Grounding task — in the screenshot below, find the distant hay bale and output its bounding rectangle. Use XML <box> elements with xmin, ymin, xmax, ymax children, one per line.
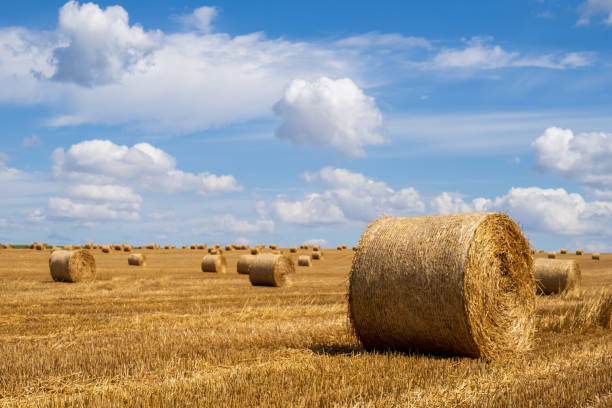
<box><xmin>352</xmin><ymin>246</ymin><xmax>358</xmax><ymax>251</ymax></box>
<box><xmin>225</xmin><ymin>245</ymin><xmax>233</xmax><ymax>251</ymax></box>
<box><xmin>29</xmin><ymin>242</ymin><xmax>37</xmax><ymax>249</ymax></box>
<box><xmin>35</xmin><ymin>243</ymin><xmax>45</xmax><ymax>251</ymax></box>
<box><xmin>114</xmin><ymin>244</ymin><xmax>123</xmax><ymax>251</ymax></box>
<box><xmin>250</xmin><ymin>248</ymin><xmax>261</xmax><ymax>255</ymax></box>
<box><xmin>73</xmin><ymin>245</ymin><xmax>82</xmax><ymax>250</ymax></box>
<box><xmin>349</xmin><ymin>212</ymin><xmax>535</xmax><ymax>360</ymax></box>
<box><xmin>592</xmin><ymin>252</ymin><xmax>600</xmax><ymax>260</ymax></box>
<box><xmin>297</xmin><ymin>255</ymin><xmax>311</xmax><ymax>267</ymax></box>
<box><xmin>215</xmin><ymin>244</ymin><xmax>221</xmax><ymax>249</ymax></box>
<box><xmin>289</xmin><ymin>247</ymin><xmax>297</xmax><ymax>253</ymax></box>
<box><xmin>237</xmin><ymin>254</ymin><xmax>256</xmax><ymax>274</ymax></box>
<box><xmin>128</xmin><ymin>253</ymin><xmax>147</xmax><ymax>266</ymax></box>
<box><xmin>249</xmin><ymin>254</ymin><xmax>294</xmax><ymax>287</ymax></box>
<box><xmin>312</xmin><ymin>251</ymin><xmax>322</xmax><ymax>260</ymax></box>
<box><xmin>146</xmin><ymin>244</ymin><xmax>156</xmax><ymax>250</ymax></box>
<box><xmin>190</xmin><ymin>244</ymin><xmax>196</xmax><ymax>250</ymax></box>
<box><xmin>576</xmin><ymin>249</ymin><xmax>584</xmax><ymax>255</ymax></box>
<box><xmin>337</xmin><ymin>246</ymin><xmax>342</xmax><ymax>251</ymax></box>
<box><xmin>101</xmin><ymin>245</ymin><xmax>110</xmax><ymax>253</ymax></box>
<box><xmin>201</xmin><ymin>255</ymin><xmax>227</xmax><ymax>273</ymax></box>
<box><xmin>123</xmin><ymin>245</ymin><xmax>132</xmax><ymax>252</ymax></box>
<box><xmin>547</xmin><ymin>252</ymin><xmax>556</xmax><ymax>259</ymax></box>
<box><xmin>49</xmin><ymin>250</ymin><xmax>96</xmax><ymax>283</ymax></box>
<box><xmin>269</xmin><ymin>244</ymin><xmax>278</xmax><ymax>250</ymax></box>
<box><xmin>197</xmin><ymin>244</ymin><xmax>207</xmax><ymax>250</ymax></box>
<box><xmin>530</xmin><ymin>249</ymin><xmax>536</xmax><ymax>255</ymax></box>
<box><xmin>560</xmin><ymin>248</ymin><xmax>567</xmax><ymax>254</ymax></box>
<box><xmin>164</xmin><ymin>245</ymin><xmax>170</xmax><ymax>250</ymax></box>
<box><xmin>84</xmin><ymin>242</ymin><xmax>93</xmax><ymax>250</ymax></box>
<box><xmin>312</xmin><ymin>246</ymin><xmax>320</xmax><ymax>252</ymax></box>
<box><xmin>534</xmin><ymin>258</ymin><xmax>581</xmax><ymax>295</ymax></box>
<box><xmin>341</xmin><ymin>244</ymin><xmax>347</xmax><ymax>249</ymax></box>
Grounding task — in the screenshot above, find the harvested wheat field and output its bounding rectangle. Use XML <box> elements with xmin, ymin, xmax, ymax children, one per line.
<box><xmin>0</xmin><ymin>247</ymin><xmax>610</xmax><ymax>407</ymax></box>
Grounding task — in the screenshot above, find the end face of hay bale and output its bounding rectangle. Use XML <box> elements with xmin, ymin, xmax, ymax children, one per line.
<box><xmin>128</xmin><ymin>253</ymin><xmax>147</xmax><ymax>266</ymax></box>
<box><xmin>547</xmin><ymin>252</ymin><xmax>556</xmax><ymax>259</ymax></box>
<box><xmin>297</xmin><ymin>255</ymin><xmax>312</xmax><ymax>267</ymax></box>
<box><xmin>237</xmin><ymin>254</ymin><xmax>256</xmax><ymax>274</ymax></box>
<box><xmin>592</xmin><ymin>252</ymin><xmax>600</xmax><ymax>260</ymax></box>
<box><xmin>249</xmin><ymin>254</ymin><xmax>294</xmax><ymax>287</ymax></box>
<box><xmin>201</xmin><ymin>255</ymin><xmax>227</xmax><ymax>273</ymax></box>
<box><xmin>49</xmin><ymin>250</ymin><xmax>97</xmax><ymax>283</ymax></box>
<box><xmin>349</xmin><ymin>212</ymin><xmax>535</xmax><ymax>360</ymax></box>
<box><xmin>534</xmin><ymin>258</ymin><xmax>581</xmax><ymax>295</ymax></box>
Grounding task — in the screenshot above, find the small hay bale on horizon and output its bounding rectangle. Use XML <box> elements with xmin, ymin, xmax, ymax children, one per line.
<box><xmin>289</xmin><ymin>246</ymin><xmax>297</xmax><ymax>253</ymax></box>
<box><xmin>312</xmin><ymin>246</ymin><xmax>320</xmax><ymax>252</ymax></box>
<box><xmin>101</xmin><ymin>245</ymin><xmax>110</xmax><ymax>253</ymax></box>
<box><xmin>337</xmin><ymin>245</ymin><xmax>342</xmax><ymax>251</ymax></box>
<box><xmin>249</xmin><ymin>254</ymin><xmax>294</xmax><ymax>287</ymax></box>
<box><xmin>592</xmin><ymin>252</ymin><xmax>600</xmax><ymax>260</ymax></box>
<box><xmin>297</xmin><ymin>255</ymin><xmax>311</xmax><ymax>267</ymax></box>
<box><xmin>349</xmin><ymin>212</ymin><xmax>535</xmax><ymax>360</ymax></box>
<box><xmin>560</xmin><ymin>248</ymin><xmax>567</xmax><ymax>254</ymax></box>
<box><xmin>547</xmin><ymin>252</ymin><xmax>556</xmax><ymax>259</ymax></box>
<box><xmin>123</xmin><ymin>245</ymin><xmax>133</xmax><ymax>252</ymax></box>
<box><xmin>84</xmin><ymin>242</ymin><xmax>93</xmax><ymax>250</ymax></box>
<box><xmin>128</xmin><ymin>253</ymin><xmax>147</xmax><ymax>266</ymax></box>
<box><xmin>250</xmin><ymin>248</ymin><xmax>261</xmax><ymax>255</ymax></box>
<box><xmin>312</xmin><ymin>251</ymin><xmax>322</xmax><ymax>260</ymax></box>
<box><xmin>576</xmin><ymin>249</ymin><xmax>584</xmax><ymax>255</ymax></box>
<box><xmin>269</xmin><ymin>244</ymin><xmax>278</xmax><ymax>250</ymax></box>
<box><xmin>534</xmin><ymin>258</ymin><xmax>581</xmax><ymax>295</ymax></box>
<box><xmin>201</xmin><ymin>254</ymin><xmax>227</xmax><ymax>273</ymax></box>
<box><xmin>49</xmin><ymin>249</ymin><xmax>96</xmax><ymax>283</ymax></box>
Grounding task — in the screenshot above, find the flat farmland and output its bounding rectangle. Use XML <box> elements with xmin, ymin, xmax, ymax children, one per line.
<box><xmin>0</xmin><ymin>248</ymin><xmax>610</xmax><ymax>407</ymax></box>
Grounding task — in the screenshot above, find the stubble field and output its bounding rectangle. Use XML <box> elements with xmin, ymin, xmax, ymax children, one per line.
<box><xmin>0</xmin><ymin>247</ymin><xmax>610</xmax><ymax>407</ymax></box>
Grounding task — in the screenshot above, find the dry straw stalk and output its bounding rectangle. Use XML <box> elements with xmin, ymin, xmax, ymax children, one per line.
<box><xmin>49</xmin><ymin>249</ymin><xmax>96</xmax><ymax>283</ymax></box>
<box><xmin>128</xmin><ymin>253</ymin><xmax>147</xmax><ymax>266</ymax></box>
<box><xmin>249</xmin><ymin>254</ymin><xmax>294</xmax><ymax>287</ymax></box>
<box><xmin>201</xmin><ymin>255</ymin><xmax>227</xmax><ymax>273</ymax></box>
<box><xmin>297</xmin><ymin>255</ymin><xmax>312</xmax><ymax>267</ymax></box>
<box><xmin>349</xmin><ymin>212</ymin><xmax>535</xmax><ymax>360</ymax></box>
<box><xmin>534</xmin><ymin>258</ymin><xmax>581</xmax><ymax>295</ymax></box>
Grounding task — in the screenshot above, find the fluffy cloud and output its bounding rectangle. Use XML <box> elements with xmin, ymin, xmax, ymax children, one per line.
<box><xmin>66</xmin><ymin>184</ymin><xmax>142</xmax><ymax>203</ymax></box>
<box><xmin>431</xmin><ymin>37</ymin><xmax>592</xmax><ymax>70</ymax></box>
<box><xmin>273</xmin><ymin>77</ymin><xmax>385</xmax><ymax>157</ymax></box>
<box><xmin>52</xmin><ymin>139</ymin><xmax>241</xmax><ymax>195</ymax></box>
<box><xmin>578</xmin><ymin>0</ymin><xmax>612</xmax><ymax>25</ymax></box>
<box><xmin>271</xmin><ymin>167</ymin><xmax>424</xmax><ymax>225</ymax></box>
<box><xmin>178</xmin><ymin>6</ymin><xmax>218</xmax><ymax>33</ymax></box>
<box><xmin>47</xmin><ymin>197</ymin><xmax>140</xmax><ymax>220</ymax></box>
<box><xmin>0</xmin><ymin>154</ymin><xmax>24</xmax><ymax>182</ymax></box>
<box><xmin>192</xmin><ymin>214</ymin><xmax>274</xmax><ymax>235</ymax></box>
<box><xmin>52</xmin><ymin>1</ymin><xmax>161</xmax><ymax>86</ymax></box>
<box><xmin>532</xmin><ymin>126</ymin><xmax>612</xmax><ymax>188</ymax></box>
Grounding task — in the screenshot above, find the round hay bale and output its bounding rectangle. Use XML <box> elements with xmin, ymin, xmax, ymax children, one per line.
<box><xmin>269</xmin><ymin>244</ymin><xmax>278</xmax><ymax>250</ymax></box>
<box><xmin>289</xmin><ymin>247</ymin><xmax>297</xmax><ymax>253</ymax></box>
<box><xmin>49</xmin><ymin>250</ymin><xmax>96</xmax><ymax>283</ymax></box>
<box><xmin>352</xmin><ymin>246</ymin><xmax>358</xmax><ymax>251</ymax></box>
<box><xmin>560</xmin><ymin>248</ymin><xmax>567</xmax><ymax>254</ymax></box>
<box><xmin>337</xmin><ymin>245</ymin><xmax>343</xmax><ymax>251</ymax></box>
<box><xmin>534</xmin><ymin>258</ymin><xmax>581</xmax><ymax>295</ymax></box>
<box><xmin>297</xmin><ymin>255</ymin><xmax>311</xmax><ymax>267</ymax></box>
<box><xmin>312</xmin><ymin>251</ymin><xmax>322</xmax><ymax>260</ymax></box>
<box><xmin>547</xmin><ymin>252</ymin><xmax>556</xmax><ymax>259</ymax></box>
<box><xmin>237</xmin><ymin>254</ymin><xmax>256</xmax><ymax>274</ymax></box>
<box><xmin>128</xmin><ymin>253</ymin><xmax>146</xmax><ymax>266</ymax></box>
<box><xmin>592</xmin><ymin>252</ymin><xmax>600</xmax><ymax>260</ymax></box>
<box><xmin>29</xmin><ymin>242</ymin><xmax>37</xmax><ymax>249</ymax></box>
<box><xmin>145</xmin><ymin>244</ymin><xmax>155</xmax><ymax>250</ymax></box>
<box><xmin>349</xmin><ymin>213</ymin><xmax>535</xmax><ymax>360</ymax></box>
<box><xmin>342</xmin><ymin>244</ymin><xmax>347</xmax><ymax>249</ymax></box>
<box><xmin>190</xmin><ymin>244</ymin><xmax>196</xmax><ymax>250</ymax></box>
<box><xmin>123</xmin><ymin>245</ymin><xmax>132</xmax><ymax>252</ymax></box>
<box><xmin>250</xmin><ymin>248</ymin><xmax>261</xmax><ymax>255</ymax></box>
<box><xmin>35</xmin><ymin>243</ymin><xmax>45</xmax><ymax>251</ymax></box>
<box><xmin>201</xmin><ymin>255</ymin><xmax>227</xmax><ymax>273</ymax></box>
<box><xmin>84</xmin><ymin>242</ymin><xmax>93</xmax><ymax>250</ymax></box>
<box><xmin>101</xmin><ymin>245</ymin><xmax>110</xmax><ymax>253</ymax></box>
<box><xmin>576</xmin><ymin>249</ymin><xmax>583</xmax><ymax>255</ymax></box>
<box><xmin>530</xmin><ymin>249</ymin><xmax>536</xmax><ymax>255</ymax></box>
<box><xmin>197</xmin><ymin>244</ymin><xmax>206</xmax><ymax>250</ymax></box>
<box><xmin>312</xmin><ymin>246</ymin><xmax>320</xmax><ymax>252</ymax></box>
<box><xmin>164</xmin><ymin>245</ymin><xmax>170</xmax><ymax>250</ymax></box>
<box><xmin>249</xmin><ymin>254</ymin><xmax>294</xmax><ymax>287</ymax></box>
<box><xmin>225</xmin><ymin>245</ymin><xmax>233</xmax><ymax>251</ymax></box>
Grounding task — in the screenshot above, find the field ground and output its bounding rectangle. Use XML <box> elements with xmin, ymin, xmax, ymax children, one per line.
<box><xmin>0</xmin><ymin>248</ymin><xmax>610</xmax><ymax>407</ymax></box>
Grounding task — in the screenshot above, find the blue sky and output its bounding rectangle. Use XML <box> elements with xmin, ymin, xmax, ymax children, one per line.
<box><xmin>1</xmin><ymin>0</ymin><xmax>612</xmax><ymax>250</ymax></box>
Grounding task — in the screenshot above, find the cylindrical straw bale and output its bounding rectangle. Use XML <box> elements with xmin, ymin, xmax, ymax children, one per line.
<box><xmin>269</xmin><ymin>244</ymin><xmax>278</xmax><ymax>250</ymax></box>
<box><xmin>164</xmin><ymin>245</ymin><xmax>170</xmax><ymax>250</ymax></box>
<box><xmin>312</xmin><ymin>251</ymin><xmax>322</xmax><ymax>260</ymax></box>
<box><xmin>146</xmin><ymin>244</ymin><xmax>155</xmax><ymax>250</ymax></box>
<box><xmin>592</xmin><ymin>252</ymin><xmax>600</xmax><ymax>260</ymax></box>
<box><xmin>197</xmin><ymin>244</ymin><xmax>207</xmax><ymax>250</ymax></box>
<box><xmin>349</xmin><ymin>212</ymin><xmax>535</xmax><ymax>360</ymax></box>
<box><xmin>337</xmin><ymin>245</ymin><xmax>342</xmax><ymax>250</ymax></box>
<box><xmin>249</xmin><ymin>254</ymin><xmax>294</xmax><ymax>287</ymax></box>
<box><xmin>225</xmin><ymin>245</ymin><xmax>233</xmax><ymax>251</ymax></box>
<box><xmin>297</xmin><ymin>255</ymin><xmax>311</xmax><ymax>267</ymax></box>
<box><xmin>237</xmin><ymin>254</ymin><xmax>256</xmax><ymax>274</ymax></box>
<box><xmin>250</xmin><ymin>248</ymin><xmax>261</xmax><ymax>255</ymax></box>
<box><xmin>201</xmin><ymin>255</ymin><xmax>227</xmax><ymax>273</ymax></box>
<box><xmin>190</xmin><ymin>244</ymin><xmax>196</xmax><ymax>250</ymax></box>
<box><xmin>49</xmin><ymin>250</ymin><xmax>96</xmax><ymax>283</ymax></box>
<box><xmin>35</xmin><ymin>243</ymin><xmax>45</xmax><ymax>251</ymax></box>
<box><xmin>342</xmin><ymin>244</ymin><xmax>347</xmax><ymax>249</ymax></box>
<box><xmin>547</xmin><ymin>252</ymin><xmax>556</xmax><ymax>259</ymax></box>
<box><xmin>576</xmin><ymin>249</ymin><xmax>583</xmax><ymax>255</ymax></box>
<box><xmin>29</xmin><ymin>242</ymin><xmax>37</xmax><ymax>249</ymax></box>
<box><xmin>128</xmin><ymin>253</ymin><xmax>146</xmax><ymax>266</ymax></box>
<box><xmin>84</xmin><ymin>242</ymin><xmax>93</xmax><ymax>250</ymax></box>
<box><xmin>289</xmin><ymin>246</ymin><xmax>297</xmax><ymax>253</ymax></box>
<box><xmin>123</xmin><ymin>245</ymin><xmax>132</xmax><ymax>252</ymax></box>
<box><xmin>101</xmin><ymin>245</ymin><xmax>110</xmax><ymax>253</ymax></box>
<box><xmin>352</xmin><ymin>246</ymin><xmax>358</xmax><ymax>251</ymax></box>
<box><xmin>312</xmin><ymin>246</ymin><xmax>320</xmax><ymax>252</ymax></box>
<box><xmin>534</xmin><ymin>258</ymin><xmax>581</xmax><ymax>295</ymax></box>
<box><xmin>114</xmin><ymin>244</ymin><xmax>123</xmax><ymax>251</ymax></box>
<box><xmin>560</xmin><ymin>248</ymin><xmax>567</xmax><ymax>254</ymax></box>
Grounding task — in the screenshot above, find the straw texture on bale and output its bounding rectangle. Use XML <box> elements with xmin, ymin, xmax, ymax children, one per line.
<box><xmin>250</xmin><ymin>248</ymin><xmax>261</xmax><ymax>255</ymax></box>
<box><xmin>249</xmin><ymin>254</ymin><xmax>295</xmax><ymax>287</ymax></box>
<box><xmin>576</xmin><ymin>249</ymin><xmax>584</xmax><ymax>255</ymax></box>
<box><xmin>534</xmin><ymin>258</ymin><xmax>581</xmax><ymax>295</ymax></box>
<box><xmin>237</xmin><ymin>255</ymin><xmax>256</xmax><ymax>274</ymax></box>
<box><xmin>289</xmin><ymin>247</ymin><xmax>297</xmax><ymax>253</ymax></box>
<box><xmin>592</xmin><ymin>253</ymin><xmax>600</xmax><ymax>260</ymax></box>
<box><xmin>312</xmin><ymin>251</ymin><xmax>322</xmax><ymax>260</ymax></box>
<box><xmin>297</xmin><ymin>255</ymin><xmax>311</xmax><ymax>267</ymax></box>
<box><xmin>560</xmin><ymin>248</ymin><xmax>567</xmax><ymax>254</ymax></box>
<box><xmin>349</xmin><ymin>212</ymin><xmax>535</xmax><ymax>360</ymax></box>
<box><xmin>201</xmin><ymin>255</ymin><xmax>227</xmax><ymax>273</ymax></box>
<box><xmin>128</xmin><ymin>253</ymin><xmax>146</xmax><ymax>266</ymax></box>
<box><xmin>547</xmin><ymin>252</ymin><xmax>556</xmax><ymax>259</ymax></box>
<box><xmin>49</xmin><ymin>250</ymin><xmax>96</xmax><ymax>283</ymax></box>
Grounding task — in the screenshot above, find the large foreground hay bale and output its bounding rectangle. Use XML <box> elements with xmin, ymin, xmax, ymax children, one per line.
<box><xmin>128</xmin><ymin>253</ymin><xmax>147</xmax><ymax>266</ymax></box>
<box><xmin>297</xmin><ymin>255</ymin><xmax>311</xmax><ymax>267</ymax></box>
<box><xmin>237</xmin><ymin>254</ymin><xmax>256</xmax><ymax>274</ymax></box>
<box><xmin>547</xmin><ymin>252</ymin><xmax>556</xmax><ymax>259</ymax></box>
<box><xmin>592</xmin><ymin>252</ymin><xmax>600</xmax><ymax>260</ymax></box>
<box><xmin>534</xmin><ymin>258</ymin><xmax>581</xmax><ymax>295</ymax></box>
<box><xmin>49</xmin><ymin>250</ymin><xmax>96</xmax><ymax>283</ymax></box>
<box><xmin>201</xmin><ymin>255</ymin><xmax>227</xmax><ymax>273</ymax></box>
<box><xmin>349</xmin><ymin>212</ymin><xmax>535</xmax><ymax>360</ymax></box>
<box><xmin>249</xmin><ymin>254</ymin><xmax>294</xmax><ymax>287</ymax></box>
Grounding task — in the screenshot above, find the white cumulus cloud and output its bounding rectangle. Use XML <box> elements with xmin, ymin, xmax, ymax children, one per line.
<box><xmin>578</xmin><ymin>0</ymin><xmax>612</xmax><ymax>25</ymax></box>
<box><xmin>47</xmin><ymin>197</ymin><xmax>140</xmax><ymax>220</ymax></box>
<box><xmin>178</xmin><ymin>6</ymin><xmax>218</xmax><ymax>33</ymax></box>
<box><xmin>273</xmin><ymin>77</ymin><xmax>386</xmax><ymax>157</ymax></box>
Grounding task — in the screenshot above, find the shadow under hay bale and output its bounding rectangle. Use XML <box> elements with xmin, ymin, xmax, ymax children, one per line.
<box><xmin>249</xmin><ymin>254</ymin><xmax>294</xmax><ymax>287</ymax></box>
<box><xmin>49</xmin><ymin>250</ymin><xmax>96</xmax><ymax>283</ymax></box>
<box><xmin>128</xmin><ymin>253</ymin><xmax>147</xmax><ymax>266</ymax></box>
<box><xmin>201</xmin><ymin>255</ymin><xmax>227</xmax><ymax>273</ymax></box>
<box><xmin>534</xmin><ymin>258</ymin><xmax>581</xmax><ymax>295</ymax></box>
<box><xmin>349</xmin><ymin>212</ymin><xmax>535</xmax><ymax>360</ymax></box>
